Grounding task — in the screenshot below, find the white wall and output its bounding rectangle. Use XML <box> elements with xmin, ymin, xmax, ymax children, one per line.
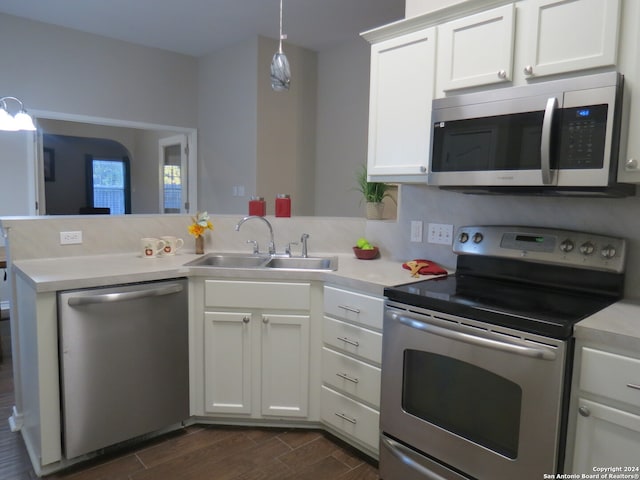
<box><xmin>197</xmin><ymin>38</ymin><xmax>259</xmax><ymax>215</ymax></box>
<box><xmin>314</xmin><ymin>38</ymin><xmax>372</xmax><ymax>217</ymax></box>
<box><xmin>0</xmin><ymin>14</ymin><xmax>198</xmax><ymax>128</ymax></box>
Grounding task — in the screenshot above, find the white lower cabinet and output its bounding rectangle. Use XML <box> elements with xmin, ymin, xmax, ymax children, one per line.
<box><xmin>320</xmin><ymin>386</ymin><xmax>380</xmax><ymax>452</ymax></box>
<box><xmin>321</xmin><ymin>285</ymin><xmax>384</xmax><ymax>457</ymax></box>
<box><xmin>572</xmin><ymin>398</ymin><xmax>640</xmax><ymax>471</ymax></box>
<box><xmin>199</xmin><ymin>280</ymin><xmax>310</xmax><ymax>420</ymax></box>
<box><xmin>568</xmin><ymin>344</ymin><xmax>640</xmax><ymax>473</ymax></box>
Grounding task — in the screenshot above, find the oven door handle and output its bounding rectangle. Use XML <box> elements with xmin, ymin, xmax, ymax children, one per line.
<box><xmin>381</xmin><ymin>436</ymin><xmax>454</xmax><ymax>480</ymax></box>
<box><xmin>394</xmin><ymin>313</ymin><xmax>557</xmax><ymax>360</ymax></box>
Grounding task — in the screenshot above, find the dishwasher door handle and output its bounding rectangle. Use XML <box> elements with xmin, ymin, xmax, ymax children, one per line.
<box><xmin>67</xmin><ymin>283</ymin><xmax>184</xmax><ymax>306</ymax></box>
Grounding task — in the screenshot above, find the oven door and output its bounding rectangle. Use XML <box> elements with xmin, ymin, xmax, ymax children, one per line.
<box><xmin>381</xmin><ymin>304</ymin><xmax>568</xmax><ymax>480</ymax></box>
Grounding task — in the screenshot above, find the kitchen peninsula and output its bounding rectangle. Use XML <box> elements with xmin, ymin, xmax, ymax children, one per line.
<box><xmin>0</xmin><ymin>213</ymin><xmax>429</xmax><ymax>476</ymax></box>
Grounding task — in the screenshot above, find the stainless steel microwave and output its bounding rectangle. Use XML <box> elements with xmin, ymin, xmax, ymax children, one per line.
<box><xmin>429</xmin><ymin>72</ymin><xmax>634</xmax><ymax>196</ymax></box>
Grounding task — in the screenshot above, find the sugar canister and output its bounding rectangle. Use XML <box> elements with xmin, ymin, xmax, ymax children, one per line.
<box><xmin>275</xmin><ymin>194</ymin><xmax>291</xmax><ymax>217</ymax></box>
<box><xmin>248</xmin><ymin>196</ymin><xmax>266</xmax><ymax>216</ymax></box>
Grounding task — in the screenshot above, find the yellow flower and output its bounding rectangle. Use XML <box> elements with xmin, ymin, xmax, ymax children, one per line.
<box><xmin>188</xmin><ymin>212</ymin><xmax>214</xmax><ymax>238</ymax></box>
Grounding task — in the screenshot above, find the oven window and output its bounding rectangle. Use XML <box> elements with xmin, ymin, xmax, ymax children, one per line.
<box><xmin>402</xmin><ymin>350</ymin><xmax>522</xmax><ymax>459</ymax></box>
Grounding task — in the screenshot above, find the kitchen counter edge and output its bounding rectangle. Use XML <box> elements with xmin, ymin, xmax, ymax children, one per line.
<box><xmin>10</xmin><ymin>252</ymin><xmax>438</xmax><ymax>296</ymax></box>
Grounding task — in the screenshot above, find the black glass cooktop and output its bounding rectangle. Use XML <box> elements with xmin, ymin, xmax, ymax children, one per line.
<box><xmin>385</xmin><ymin>256</ymin><xmax>624</xmax><ymax>339</ymax></box>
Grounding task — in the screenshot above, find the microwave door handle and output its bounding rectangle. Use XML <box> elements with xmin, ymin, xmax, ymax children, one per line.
<box><xmin>541</xmin><ymin>96</ymin><xmax>558</xmax><ymax>185</ymax></box>
<box><xmin>395</xmin><ymin>312</ymin><xmax>556</xmax><ymax>360</ymax></box>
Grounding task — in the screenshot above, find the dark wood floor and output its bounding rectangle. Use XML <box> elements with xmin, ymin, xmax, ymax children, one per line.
<box><xmin>0</xmin><ymin>350</ymin><xmax>379</xmax><ymax>479</ymax></box>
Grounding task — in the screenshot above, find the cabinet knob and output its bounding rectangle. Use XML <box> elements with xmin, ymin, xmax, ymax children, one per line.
<box><xmin>420</xmin><ymin>165</ymin><xmax>427</xmax><ymax>173</ymax></box>
<box><xmin>242</xmin><ymin>316</ymin><xmax>250</xmax><ymax>324</ymax></box>
<box><xmin>497</xmin><ymin>69</ymin><xmax>507</xmax><ymax>79</ymax></box>
<box><xmin>262</xmin><ymin>316</ymin><xmax>269</xmax><ymax>324</ymax></box>
<box><xmin>523</xmin><ymin>65</ymin><xmax>534</xmax><ymax>76</ymax></box>
<box><xmin>578</xmin><ymin>406</ymin><xmax>591</xmax><ymax>417</ymax></box>
<box><xmin>625</xmin><ymin>158</ymin><xmax>639</xmax><ymax>170</ymax></box>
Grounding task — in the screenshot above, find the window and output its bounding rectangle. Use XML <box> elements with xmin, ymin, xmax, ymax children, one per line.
<box><xmin>86</xmin><ymin>156</ymin><xmax>131</xmax><ymax>214</ymax></box>
<box><xmin>161</xmin><ymin>142</ymin><xmax>184</xmax><ymax>213</ymax></box>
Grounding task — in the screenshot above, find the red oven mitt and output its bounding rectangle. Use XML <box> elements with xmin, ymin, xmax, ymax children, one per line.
<box><xmin>402</xmin><ymin>259</ymin><xmax>448</xmax><ymax>278</ymax></box>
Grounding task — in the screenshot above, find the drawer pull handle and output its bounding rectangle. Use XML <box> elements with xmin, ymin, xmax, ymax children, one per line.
<box><xmin>578</xmin><ymin>406</ymin><xmax>591</xmax><ymax>417</ymax></box>
<box><xmin>337</xmin><ymin>336</ymin><xmax>360</xmax><ymax>347</ymax></box>
<box><xmin>336</xmin><ymin>372</ymin><xmax>359</xmax><ymax>384</ymax></box>
<box><xmin>627</xmin><ymin>383</ymin><xmax>640</xmax><ymax>391</ymax></box>
<box><xmin>242</xmin><ymin>316</ymin><xmax>250</xmax><ymax>324</ymax></box>
<box><xmin>338</xmin><ymin>304</ymin><xmax>361</xmax><ymax>314</ymax></box>
<box><xmin>335</xmin><ymin>412</ymin><xmax>357</xmax><ymax>424</ymax></box>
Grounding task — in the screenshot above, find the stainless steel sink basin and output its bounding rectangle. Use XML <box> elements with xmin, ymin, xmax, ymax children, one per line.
<box><xmin>185</xmin><ymin>253</ymin><xmax>270</xmax><ymax>268</ymax></box>
<box><xmin>185</xmin><ymin>253</ymin><xmax>337</xmax><ymax>271</ymax></box>
<box><xmin>266</xmin><ymin>256</ymin><xmax>337</xmax><ymax>271</ymax></box>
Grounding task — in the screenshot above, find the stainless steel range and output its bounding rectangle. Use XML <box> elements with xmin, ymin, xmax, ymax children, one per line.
<box><xmin>381</xmin><ymin>226</ymin><xmax>626</xmax><ymax>480</ymax></box>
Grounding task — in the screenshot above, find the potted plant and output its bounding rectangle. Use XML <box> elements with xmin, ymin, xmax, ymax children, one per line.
<box><xmin>355</xmin><ymin>164</ymin><xmax>395</xmax><ymax>220</ymax></box>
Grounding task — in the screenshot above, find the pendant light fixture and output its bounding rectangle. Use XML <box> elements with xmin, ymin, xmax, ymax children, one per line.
<box><xmin>0</xmin><ymin>96</ymin><xmax>36</xmax><ymax>131</ymax></box>
<box><xmin>270</xmin><ymin>0</ymin><xmax>291</xmax><ymax>92</ymax></box>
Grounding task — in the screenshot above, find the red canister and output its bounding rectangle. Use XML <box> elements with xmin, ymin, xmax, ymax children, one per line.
<box><xmin>275</xmin><ymin>194</ymin><xmax>291</xmax><ymax>217</ymax></box>
<box><xmin>249</xmin><ymin>196</ymin><xmax>266</xmax><ymax>216</ymax></box>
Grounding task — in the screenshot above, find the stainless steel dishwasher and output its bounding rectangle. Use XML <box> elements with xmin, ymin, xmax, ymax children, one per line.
<box><xmin>58</xmin><ymin>278</ymin><xmax>189</xmax><ymax>459</ymax></box>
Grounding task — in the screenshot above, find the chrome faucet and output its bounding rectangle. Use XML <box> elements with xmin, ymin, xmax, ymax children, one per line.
<box><xmin>235</xmin><ymin>216</ymin><xmax>275</xmax><ymax>255</ymax></box>
<box><xmin>300</xmin><ymin>233</ymin><xmax>310</xmax><ymax>258</ymax></box>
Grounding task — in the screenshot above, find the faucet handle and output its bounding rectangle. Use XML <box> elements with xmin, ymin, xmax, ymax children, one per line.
<box><xmin>246</xmin><ymin>239</ymin><xmax>259</xmax><ymax>254</ymax></box>
<box><xmin>285</xmin><ymin>242</ymin><xmax>299</xmax><ymax>257</ymax></box>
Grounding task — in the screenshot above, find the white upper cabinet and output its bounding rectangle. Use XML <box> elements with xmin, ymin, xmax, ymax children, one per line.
<box><xmin>367</xmin><ymin>27</ymin><xmax>436</xmax><ymax>182</ymax></box>
<box><xmin>435</xmin><ymin>0</ymin><xmax>621</xmax><ymax>96</ymax></box>
<box><xmin>437</xmin><ymin>4</ymin><xmax>516</xmax><ymax>91</ymax></box>
<box><xmin>519</xmin><ymin>0</ymin><xmax>621</xmax><ymax>80</ymax></box>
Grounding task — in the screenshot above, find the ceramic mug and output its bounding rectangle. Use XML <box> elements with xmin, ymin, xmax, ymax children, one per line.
<box><xmin>140</xmin><ymin>237</ymin><xmax>166</xmax><ymax>258</ymax></box>
<box><xmin>160</xmin><ymin>236</ymin><xmax>184</xmax><ymax>256</ymax></box>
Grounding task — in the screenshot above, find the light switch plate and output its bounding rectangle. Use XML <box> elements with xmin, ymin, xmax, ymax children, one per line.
<box><xmin>427</xmin><ymin>223</ymin><xmax>453</xmax><ymax>245</ymax></box>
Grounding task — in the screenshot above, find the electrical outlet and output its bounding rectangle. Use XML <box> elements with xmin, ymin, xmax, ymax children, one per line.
<box><xmin>410</xmin><ymin>220</ymin><xmax>423</xmax><ymax>242</ymax></box>
<box><xmin>427</xmin><ymin>223</ymin><xmax>453</xmax><ymax>245</ymax></box>
<box><xmin>60</xmin><ymin>231</ymin><xmax>83</xmax><ymax>245</ymax></box>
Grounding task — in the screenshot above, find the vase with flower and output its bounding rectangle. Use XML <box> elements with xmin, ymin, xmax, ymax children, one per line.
<box><xmin>188</xmin><ymin>212</ymin><xmax>214</xmax><ymax>254</ymax></box>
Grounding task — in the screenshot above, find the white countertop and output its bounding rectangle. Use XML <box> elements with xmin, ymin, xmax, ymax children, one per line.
<box><xmin>575</xmin><ymin>299</ymin><xmax>640</xmax><ymax>352</ymax></box>
<box><xmin>12</xmin><ymin>251</ymin><xmax>444</xmax><ymax>296</ymax></box>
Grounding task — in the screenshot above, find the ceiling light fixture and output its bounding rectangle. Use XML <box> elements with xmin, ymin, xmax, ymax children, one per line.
<box><xmin>270</xmin><ymin>0</ymin><xmax>291</xmax><ymax>92</ymax></box>
<box><xmin>0</xmin><ymin>96</ymin><xmax>36</xmax><ymax>131</ymax></box>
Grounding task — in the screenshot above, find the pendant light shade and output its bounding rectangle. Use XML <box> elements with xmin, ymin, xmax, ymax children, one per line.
<box><xmin>270</xmin><ymin>0</ymin><xmax>290</xmax><ymax>92</ymax></box>
<box><xmin>0</xmin><ymin>96</ymin><xmax>36</xmax><ymax>131</ymax></box>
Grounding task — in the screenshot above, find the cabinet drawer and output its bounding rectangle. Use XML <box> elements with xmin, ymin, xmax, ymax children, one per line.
<box><xmin>205</xmin><ymin>280</ymin><xmax>310</xmax><ymax>310</ymax></box>
<box><xmin>322</xmin><ymin>347</ymin><xmax>381</xmax><ymax>408</ymax></box>
<box><xmin>580</xmin><ymin>347</ymin><xmax>640</xmax><ymax>408</ymax></box>
<box><xmin>321</xmin><ymin>385</ymin><xmax>379</xmax><ymax>452</ymax></box>
<box><xmin>324</xmin><ymin>286</ymin><xmax>383</xmax><ymax>330</ymax></box>
<box><xmin>323</xmin><ymin>317</ymin><xmax>382</xmax><ymax>365</ymax></box>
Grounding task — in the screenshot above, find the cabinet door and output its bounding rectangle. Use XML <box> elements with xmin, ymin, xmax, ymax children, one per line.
<box><xmin>204</xmin><ymin>311</ymin><xmax>252</xmax><ymax>414</ymax></box>
<box><xmin>367</xmin><ymin>27</ymin><xmax>436</xmax><ymax>182</ymax></box>
<box><xmin>572</xmin><ymin>398</ymin><xmax>640</xmax><ymax>473</ymax></box>
<box><xmin>521</xmin><ymin>0</ymin><xmax>620</xmax><ymax>79</ymax></box>
<box><xmin>437</xmin><ymin>4</ymin><xmax>515</xmax><ymax>92</ymax></box>
<box><xmin>261</xmin><ymin>313</ymin><xmax>310</xmax><ymax>418</ymax></box>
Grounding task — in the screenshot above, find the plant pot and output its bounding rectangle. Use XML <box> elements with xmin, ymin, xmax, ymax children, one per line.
<box><xmin>365</xmin><ymin>202</ymin><xmax>384</xmax><ymax>220</ymax></box>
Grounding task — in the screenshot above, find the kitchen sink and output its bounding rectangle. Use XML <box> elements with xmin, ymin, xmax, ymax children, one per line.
<box><xmin>185</xmin><ymin>253</ymin><xmax>270</xmax><ymax>268</ymax></box>
<box><xmin>266</xmin><ymin>256</ymin><xmax>337</xmax><ymax>271</ymax></box>
<box><xmin>185</xmin><ymin>253</ymin><xmax>338</xmax><ymax>271</ymax></box>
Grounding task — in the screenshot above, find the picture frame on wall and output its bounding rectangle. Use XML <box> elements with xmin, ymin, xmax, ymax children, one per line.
<box><xmin>44</xmin><ymin>147</ymin><xmax>55</xmax><ymax>182</ymax></box>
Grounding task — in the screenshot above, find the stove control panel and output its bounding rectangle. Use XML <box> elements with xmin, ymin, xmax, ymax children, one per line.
<box><xmin>454</xmin><ymin>225</ymin><xmax>626</xmax><ymax>273</ymax></box>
